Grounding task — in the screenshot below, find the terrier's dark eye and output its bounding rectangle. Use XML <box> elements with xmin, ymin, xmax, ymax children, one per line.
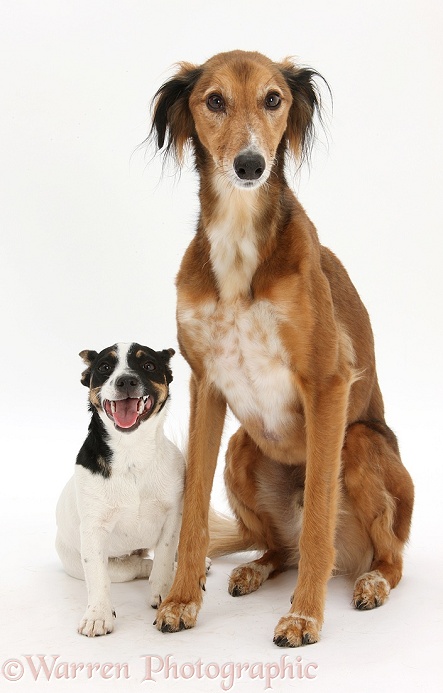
<box><xmin>98</xmin><ymin>363</ymin><xmax>110</xmax><ymax>374</ymax></box>
<box><xmin>206</xmin><ymin>93</ymin><xmax>225</xmax><ymax>112</ymax></box>
<box><xmin>264</xmin><ymin>92</ymin><xmax>282</xmax><ymax>110</ymax></box>
<box><xmin>143</xmin><ymin>362</ymin><xmax>156</xmax><ymax>371</ymax></box>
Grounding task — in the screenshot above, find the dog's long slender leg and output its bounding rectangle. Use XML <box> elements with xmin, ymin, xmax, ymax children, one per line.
<box><xmin>154</xmin><ymin>376</ymin><xmax>226</xmax><ymax>632</ymax></box>
<box><xmin>274</xmin><ymin>376</ymin><xmax>350</xmax><ymax>647</ymax></box>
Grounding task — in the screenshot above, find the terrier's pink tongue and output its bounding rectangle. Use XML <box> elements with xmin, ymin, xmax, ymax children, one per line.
<box><xmin>113</xmin><ymin>398</ymin><xmax>139</xmax><ymax>428</ymax></box>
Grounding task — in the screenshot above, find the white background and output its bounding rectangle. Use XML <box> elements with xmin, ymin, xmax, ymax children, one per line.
<box><xmin>1</xmin><ymin>1</ymin><xmax>442</xmax><ymax>691</ymax></box>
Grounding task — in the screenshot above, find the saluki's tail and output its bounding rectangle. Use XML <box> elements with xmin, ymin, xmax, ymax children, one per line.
<box><xmin>208</xmin><ymin>507</ymin><xmax>257</xmax><ymax>558</ymax></box>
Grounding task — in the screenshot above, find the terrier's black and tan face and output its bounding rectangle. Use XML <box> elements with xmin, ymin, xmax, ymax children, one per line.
<box><xmin>80</xmin><ymin>342</ymin><xmax>175</xmax><ymax>433</ymax></box>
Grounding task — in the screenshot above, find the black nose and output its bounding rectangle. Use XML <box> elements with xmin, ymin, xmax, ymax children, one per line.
<box><xmin>116</xmin><ymin>376</ymin><xmax>139</xmax><ymax>396</ymax></box>
<box><xmin>234</xmin><ymin>152</ymin><xmax>266</xmax><ymax>181</ymax></box>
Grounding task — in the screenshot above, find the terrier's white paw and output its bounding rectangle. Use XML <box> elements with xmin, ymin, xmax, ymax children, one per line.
<box><xmin>78</xmin><ymin>605</ymin><xmax>115</xmax><ymax>637</ymax></box>
<box><xmin>150</xmin><ymin>578</ymin><xmax>173</xmax><ymax>609</ymax></box>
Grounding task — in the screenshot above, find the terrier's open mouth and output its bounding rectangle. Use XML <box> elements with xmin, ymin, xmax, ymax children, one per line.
<box><xmin>103</xmin><ymin>396</ymin><xmax>153</xmax><ymax>430</ymax></box>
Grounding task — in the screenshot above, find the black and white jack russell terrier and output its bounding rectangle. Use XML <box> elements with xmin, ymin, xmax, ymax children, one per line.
<box><xmin>56</xmin><ymin>342</ymin><xmax>187</xmax><ymax>637</ymax></box>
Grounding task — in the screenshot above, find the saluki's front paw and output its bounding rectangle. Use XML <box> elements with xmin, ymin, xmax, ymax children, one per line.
<box><xmin>273</xmin><ymin>613</ymin><xmax>320</xmax><ymax>648</ymax></box>
<box><xmin>154</xmin><ymin>597</ymin><xmax>201</xmax><ymax>633</ymax></box>
<box><xmin>78</xmin><ymin>605</ymin><xmax>116</xmax><ymax>637</ymax></box>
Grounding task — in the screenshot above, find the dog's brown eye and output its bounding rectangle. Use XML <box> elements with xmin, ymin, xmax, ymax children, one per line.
<box><xmin>143</xmin><ymin>362</ymin><xmax>156</xmax><ymax>371</ymax></box>
<box><xmin>265</xmin><ymin>92</ymin><xmax>281</xmax><ymax>110</ymax></box>
<box><xmin>206</xmin><ymin>93</ymin><xmax>225</xmax><ymax>112</ymax></box>
<box><xmin>98</xmin><ymin>363</ymin><xmax>110</xmax><ymax>373</ymax></box>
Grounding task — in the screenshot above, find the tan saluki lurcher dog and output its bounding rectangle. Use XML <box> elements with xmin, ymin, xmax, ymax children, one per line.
<box><xmin>150</xmin><ymin>50</ymin><xmax>414</xmax><ymax>647</ymax></box>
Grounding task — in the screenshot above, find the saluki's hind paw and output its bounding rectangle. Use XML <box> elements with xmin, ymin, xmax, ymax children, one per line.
<box><xmin>353</xmin><ymin>570</ymin><xmax>390</xmax><ymax>610</ymax></box>
<box><xmin>228</xmin><ymin>562</ymin><xmax>268</xmax><ymax>597</ymax></box>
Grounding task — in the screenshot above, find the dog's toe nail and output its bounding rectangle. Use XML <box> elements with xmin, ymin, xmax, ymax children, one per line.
<box><xmin>153</xmin><ymin>619</ymin><xmax>157</xmax><ymax>626</ymax></box>
<box><xmin>302</xmin><ymin>633</ymin><xmax>315</xmax><ymax>645</ymax></box>
<box><xmin>161</xmin><ymin>623</ymin><xmax>174</xmax><ymax>633</ymax></box>
<box><xmin>274</xmin><ymin>635</ymin><xmax>291</xmax><ymax>647</ymax></box>
<box><xmin>112</xmin><ymin>610</ymin><xmax>116</xmax><ymax>618</ymax></box>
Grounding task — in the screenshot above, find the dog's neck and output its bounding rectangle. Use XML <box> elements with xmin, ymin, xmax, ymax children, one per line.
<box><xmin>200</xmin><ymin>170</ymin><xmax>285</xmax><ymax>302</ymax></box>
<box><xmin>194</xmin><ymin>139</ymin><xmax>291</xmax><ymax>302</ymax></box>
<box><xmin>206</xmin><ymin>184</ymin><xmax>260</xmax><ymax>302</ymax></box>
<box><xmin>98</xmin><ymin>406</ymin><xmax>168</xmax><ymax>472</ymax></box>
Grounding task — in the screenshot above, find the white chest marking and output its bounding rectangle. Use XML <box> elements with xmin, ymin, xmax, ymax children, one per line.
<box><xmin>206</xmin><ymin>185</ymin><xmax>260</xmax><ymax>301</ymax></box>
<box><xmin>179</xmin><ymin>299</ymin><xmax>296</xmax><ymax>435</ymax></box>
<box><xmin>208</xmin><ymin>221</ymin><xmax>259</xmax><ymax>302</ymax></box>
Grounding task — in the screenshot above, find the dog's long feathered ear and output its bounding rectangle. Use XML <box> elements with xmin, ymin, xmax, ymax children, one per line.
<box><xmin>79</xmin><ymin>349</ymin><xmax>98</xmax><ymax>388</ymax></box>
<box><xmin>150</xmin><ymin>63</ymin><xmax>203</xmax><ymax>164</ymax></box>
<box><xmin>159</xmin><ymin>348</ymin><xmax>175</xmax><ymax>385</ymax></box>
<box><xmin>279</xmin><ymin>60</ymin><xmax>329</xmax><ymax>163</ymax></box>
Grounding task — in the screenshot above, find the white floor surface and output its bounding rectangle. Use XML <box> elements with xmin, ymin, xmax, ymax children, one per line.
<box><xmin>0</xmin><ymin>407</ymin><xmax>441</xmax><ymax>693</ymax></box>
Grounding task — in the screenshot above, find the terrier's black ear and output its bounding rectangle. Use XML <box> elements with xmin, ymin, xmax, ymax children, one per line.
<box><xmin>150</xmin><ymin>63</ymin><xmax>202</xmax><ymax>164</ymax></box>
<box><xmin>279</xmin><ymin>60</ymin><xmax>329</xmax><ymax>163</ymax></box>
<box><xmin>79</xmin><ymin>349</ymin><xmax>98</xmax><ymax>387</ymax></box>
<box><xmin>160</xmin><ymin>348</ymin><xmax>175</xmax><ymax>384</ymax></box>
